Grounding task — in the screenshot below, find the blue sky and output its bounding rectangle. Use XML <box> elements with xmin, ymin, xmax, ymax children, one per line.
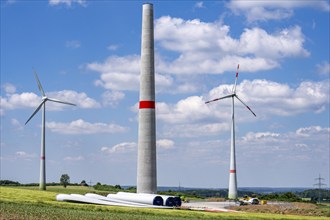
<box><xmin>1</xmin><ymin>0</ymin><xmax>329</xmax><ymax>188</ymax></box>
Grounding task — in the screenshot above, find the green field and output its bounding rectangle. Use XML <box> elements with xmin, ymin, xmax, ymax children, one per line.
<box><xmin>0</xmin><ymin>186</ymin><xmax>328</xmax><ymax>220</ymax></box>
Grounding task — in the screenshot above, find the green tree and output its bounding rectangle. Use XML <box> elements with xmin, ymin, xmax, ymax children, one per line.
<box><xmin>80</xmin><ymin>180</ymin><xmax>88</xmax><ymax>186</ymax></box>
<box><xmin>60</xmin><ymin>174</ymin><xmax>70</xmax><ymax>188</ymax></box>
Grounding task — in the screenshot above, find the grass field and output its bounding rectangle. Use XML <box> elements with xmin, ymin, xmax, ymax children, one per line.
<box><xmin>0</xmin><ymin>186</ymin><xmax>328</xmax><ymax>220</ymax></box>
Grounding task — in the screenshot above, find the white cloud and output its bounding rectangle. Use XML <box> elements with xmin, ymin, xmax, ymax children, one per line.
<box><xmin>2</xmin><ymin>83</ymin><xmax>16</xmax><ymax>94</ymax></box>
<box><xmin>87</xmin><ymin>55</ymin><xmax>197</xmax><ymax>94</ymax></box>
<box><xmin>207</xmin><ymin>79</ymin><xmax>329</xmax><ymax>117</ymax></box>
<box><xmin>107</xmin><ymin>44</ymin><xmax>119</xmax><ymax>51</ymax></box>
<box><xmin>242</xmin><ymin>132</ymin><xmax>280</xmax><ymax>142</ymax></box>
<box><xmin>194</xmin><ymin>2</ymin><xmax>205</xmax><ymax>9</ymax></box>
<box><xmin>153</xmin><ymin>79</ymin><xmax>329</xmax><ymax>138</ymax></box>
<box><xmin>1</xmin><ymin>92</ymin><xmax>40</xmax><ymax>110</ymax></box>
<box><xmin>239</xmin><ymin>126</ymin><xmax>330</xmax><ymax>162</ymax></box>
<box><xmin>102</xmin><ymin>91</ymin><xmax>125</xmax><ymax>107</ymax></box>
<box><xmin>64</xmin><ymin>156</ymin><xmax>85</xmax><ymax>161</ymax></box>
<box><xmin>157</xmin><ymin>96</ymin><xmax>212</xmax><ymax>124</ymax></box>
<box><xmin>163</xmin><ymin>123</ymin><xmax>230</xmax><ymax>138</ymax></box>
<box><xmin>88</xmin><ymin>17</ymin><xmax>309</xmax><ymax>94</ymax></box>
<box><xmin>48</xmin><ymin>90</ymin><xmax>100</xmax><ymax>109</ymax></box>
<box><xmin>157</xmin><ymin>139</ymin><xmax>175</xmax><ymax>149</ymax></box>
<box><xmin>317</xmin><ymin>61</ymin><xmax>330</xmax><ymax>75</ymax></box>
<box><xmin>0</xmin><ymin>88</ymin><xmax>100</xmax><ymax>114</ymax></box>
<box><xmin>46</xmin><ymin>119</ymin><xmax>128</xmax><ymax>134</ymax></box>
<box><xmin>65</xmin><ymin>40</ymin><xmax>81</xmax><ymax>49</ymax></box>
<box><xmin>226</xmin><ymin>0</ymin><xmax>330</xmax><ymax>22</ymax></box>
<box><xmin>6</xmin><ymin>0</ymin><xmax>16</xmax><ymax>4</ymax></box>
<box><xmin>15</xmin><ymin>151</ymin><xmax>37</xmax><ymax>161</ymax></box>
<box><xmin>88</xmin><ymin>55</ymin><xmax>140</xmax><ymax>91</ymax></box>
<box><xmin>154</xmin><ymin>16</ymin><xmax>308</xmax><ymax>74</ymax></box>
<box><xmin>238</xmin><ymin>26</ymin><xmax>309</xmax><ymax>59</ymax></box>
<box><xmin>101</xmin><ymin>140</ymin><xmax>175</xmax><ymax>154</ymax></box>
<box><xmin>101</xmin><ymin>142</ymin><xmax>137</xmax><ymax>154</ymax></box>
<box><xmin>296</xmin><ymin>126</ymin><xmax>330</xmax><ymax>137</ymax></box>
<box><xmin>49</xmin><ymin>0</ymin><xmax>86</xmax><ymax>7</ymax></box>
<box><xmin>11</xmin><ymin>118</ymin><xmax>23</xmax><ymax>130</ymax></box>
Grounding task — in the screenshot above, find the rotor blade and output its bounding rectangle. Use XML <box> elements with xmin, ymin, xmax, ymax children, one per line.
<box><xmin>25</xmin><ymin>100</ymin><xmax>46</xmax><ymax>125</ymax></box>
<box><xmin>205</xmin><ymin>94</ymin><xmax>233</xmax><ymax>104</ymax></box>
<box><xmin>232</xmin><ymin>64</ymin><xmax>239</xmax><ymax>94</ymax></box>
<box><xmin>33</xmin><ymin>69</ymin><xmax>46</xmax><ymax>97</ymax></box>
<box><xmin>235</xmin><ymin>94</ymin><xmax>256</xmax><ymax>117</ymax></box>
<box><xmin>47</xmin><ymin>98</ymin><xmax>76</xmax><ymax>106</ymax></box>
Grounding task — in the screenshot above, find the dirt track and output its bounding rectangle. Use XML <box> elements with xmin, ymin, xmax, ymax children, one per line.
<box><xmin>228</xmin><ymin>202</ymin><xmax>329</xmax><ymax>217</ymax></box>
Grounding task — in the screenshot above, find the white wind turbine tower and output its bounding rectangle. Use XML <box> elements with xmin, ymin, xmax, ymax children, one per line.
<box><xmin>205</xmin><ymin>64</ymin><xmax>256</xmax><ymax>200</ymax></box>
<box><xmin>25</xmin><ymin>70</ymin><xmax>75</xmax><ymax>190</ymax></box>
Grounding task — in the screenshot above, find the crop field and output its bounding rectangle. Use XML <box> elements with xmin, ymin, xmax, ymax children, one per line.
<box><xmin>0</xmin><ymin>186</ymin><xmax>329</xmax><ymax>220</ymax></box>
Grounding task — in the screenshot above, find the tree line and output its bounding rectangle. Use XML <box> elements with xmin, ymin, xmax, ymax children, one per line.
<box><xmin>1</xmin><ymin>179</ymin><xmax>329</xmax><ymax>203</ymax></box>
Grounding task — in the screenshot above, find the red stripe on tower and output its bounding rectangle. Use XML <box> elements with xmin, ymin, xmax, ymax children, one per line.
<box><xmin>41</xmin><ymin>156</ymin><xmax>45</xmax><ymax>160</ymax></box>
<box><xmin>230</xmin><ymin>169</ymin><xmax>236</xmax><ymax>173</ymax></box>
<box><xmin>139</xmin><ymin>101</ymin><xmax>155</xmax><ymax>109</ymax></box>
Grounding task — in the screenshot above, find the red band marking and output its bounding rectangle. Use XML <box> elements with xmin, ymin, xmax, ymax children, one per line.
<box><xmin>139</xmin><ymin>101</ymin><xmax>155</xmax><ymax>109</ymax></box>
<box><xmin>40</xmin><ymin>156</ymin><xmax>45</xmax><ymax>160</ymax></box>
<box><xmin>236</xmin><ymin>72</ymin><xmax>238</xmax><ymax>77</ymax></box>
<box><xmin>230</xmin><ymin>170</ymin><xmax>236</xmax><ymax>173</ymax></box>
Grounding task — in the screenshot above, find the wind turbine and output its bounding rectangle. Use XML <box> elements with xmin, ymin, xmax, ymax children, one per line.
<box><xmin>205</xmin><ymin>64</ymin><xmax>256</xmax><ymax>200</ymax></box>
<box><xmin>25</xmin><ymin>70</ymin><xmax>75</xmax><ymax>190</ymax></box>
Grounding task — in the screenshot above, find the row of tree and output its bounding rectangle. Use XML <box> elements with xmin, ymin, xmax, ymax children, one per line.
<box><xmin>1</xmin><ymin>177</ymin><xmax>329</xmax><ymax>203</ymax></box>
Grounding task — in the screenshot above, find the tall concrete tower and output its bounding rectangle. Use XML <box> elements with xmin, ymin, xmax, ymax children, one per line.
<box><xmin>137</xmin><ymin>3</ymin><xmax>157</xmax><ymax>194</ymax></box>
<box><xmin>228</xmin><ymin>98</ymin><xmax>237</xmax><ymax>199</ymax></box>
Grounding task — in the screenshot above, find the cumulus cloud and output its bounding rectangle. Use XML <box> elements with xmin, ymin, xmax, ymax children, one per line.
<box><xmin>239</xmin><ymin>125</ymin><xmax>330</xmax><ymax>162</ymax></box>
<box><xmin>317</xmin><ymin>61</ymin><xmax>330</xmax><ymax>75</ymax></box>
<box><xmin>101</xmin><ymin>142</ymin><xmax>137</xmax><ymax>154</ymax></box>
<box><xmin>296</xmin><ymin>126</ymin><xmax>330</xmax><ymax>137</ymax></box>
<box><xmin>237</xmin><ymin>26</ymin><xmax>309</xmax><ymax>59</ymax></box>
<box><xmin>226</xmin><ymin>0</ymin><xmax>330</xmax><ymax>22</ymax></box>
<box><xmin>2</xmin><ymin>83</ymin><xmax>16</xmax><ymax>94</ymax></box>
<box><xmin>242</xmin><ymin>132</ymin><xmax>281</xmax><ymax>142</ymax></box>
<box><xmin>88</xmin><ymin>55</ymin><xmax>140</xmax><ymax>91</ymax></box>
<box><xmin>48</xmin><ymin>90</ymin><xmax>100</xmax><ymax>109</ymax></box>
<box><xmin>155</xmin><ymin>17</ymin><xmax>309</xmax><ymax>74</ymax></box>
<box><xmin>163</xmin><ymin>123</ymin><xmax>230</xmax><ymax>138</ymax></box>
<box><xmin>101</xmin><ymin>140</ymin><xmax>175</xmax><ymax>154</ymax></box>
<box><xmin>64</xmin><ymin>156</ymin><xmax>85</xmax><ymax>161</ymax></box>
<box><xmin>1</xmin><ymin>92</ymin><xmax>40</xmax><ymax>111</ymax></box>
<box><xmin>157</xmin><ymin>96</ymin><xmax>212</xmax><ymax>124</ymax></box>
<box><xmin>154</xmin><ymin>79</ymin><xmax>329</xmax><ymax>139</ymax></box>
<box><xmin>87</xmin><ymin>16</ymin><xmax>309</xmax><ymax>94</ymax></box>
<box><xmin>0</xmin><ymin>89</ymin><xmax>100</xmax><ymax>114</ymax></box>
<box><xmin>194</xmin><ymin>2</ymin><xmax>205</xmax><ymax>9</ymax></box>
<box><xmin>15</xmin><ymin>151</ymin><xmax>37</xmax><ymax>161</ymax></box>
<box><xmin>102</xmin><ymin>91</ymin><xmax>125</xmax><ymax>107</ymax></box>
<box><xmin>87</xmin><ymin>55</ymin><xmax>196</xmax><ymax>94</ymax></box>
<box><xmin>11</xmin><ymin>118</ymin><xmax>23</xmax><ymax>130</ymax></box>
<box><xmin>207</xmin><ymin>79</ymin><xmax>329</xmax><ymax>117</ymax></box>
<box><xmin>46</xmin><ymin>119</ymin><xmax>128</xmax><ymax>134</ymax></box>
<box><xmin>157</xmin><ymin>139</ymin><xmax>175</xmax><ymax>149</ymax></box>
<box><xmin>65</xmin><ymin>40</ymin><xmax>81</xmax><ymax>49</ymax></box>
<box><xmin>107</xmin><ymin>44</ymin><xmax>119</xmax><ymax>51</ymax></box>
<box><xmin>49</xmin><ymin>0</ymin><xmax>86</xmax><ymax>7</ymax></box>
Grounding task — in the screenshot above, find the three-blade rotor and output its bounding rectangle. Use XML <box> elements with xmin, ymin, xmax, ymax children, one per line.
<box><xmin>25</xmin><ymin>71</ymin><xmax>76</xmax><ymax>125</ymax></box>
<box><xmin>205</xmin><ymin>64</ymin><xmax>256</xmax><ymax>117</ymax></box>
